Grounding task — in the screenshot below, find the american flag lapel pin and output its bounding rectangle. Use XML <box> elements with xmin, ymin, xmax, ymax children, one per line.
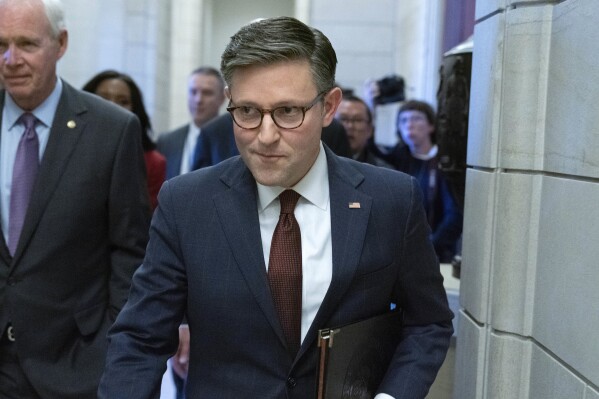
<box><xmin>348</xmin><ymin>202</ymin><xmax>361</xmax><ymax>209</ymax></box>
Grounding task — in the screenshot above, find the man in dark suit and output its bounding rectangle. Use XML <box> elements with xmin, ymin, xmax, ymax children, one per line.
<box><xmin>0</xmin><ymin>0</ymin><xmax>150</xmax><ymax>398</ymax></box>
<box><xmin>100</xmin><ymin>16</ymin><xmax>452</xmax><ymax>399</ymax></box>
<box><xmin>157</xmin><ymin>66</ymin><xmax>226</xmax><ymax>179</ymax></box>
<box><xmin>335</xmin><ymin>93</ymin><xmax>393</xmax><ymax>167</ymax></box>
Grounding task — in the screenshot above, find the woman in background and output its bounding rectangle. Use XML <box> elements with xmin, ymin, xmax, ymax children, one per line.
<box><xmin>379</xmin><ymin>100</ymin><xmax>463</xmax><ymax>262</ymax></box>
<box><xmin>83</xmin><ymin>70</ymin><xmax>166</xmax><ymax>210</ymax></box>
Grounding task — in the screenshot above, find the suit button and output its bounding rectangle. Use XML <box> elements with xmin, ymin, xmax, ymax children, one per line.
<box><xmin>286</xmin><ymin>377</ymin><xmax>296</xmax><ymax>388</ymax></box>
<box><xmin>7</xmin><ymin>277</ymin><xmax>17</xmax><ymax>286</ymax></box>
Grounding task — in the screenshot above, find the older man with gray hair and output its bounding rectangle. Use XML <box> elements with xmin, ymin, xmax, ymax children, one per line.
<box><xmin>0</xmin><ymin>0</ymin><xmax>150</xmax><ymax>397</ymax></box>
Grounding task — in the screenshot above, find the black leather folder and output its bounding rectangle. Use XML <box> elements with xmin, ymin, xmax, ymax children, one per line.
<box><xmin>316</xmin><ymin>311</ymin><xmax>402</xmax><ymax>399</ymax></box>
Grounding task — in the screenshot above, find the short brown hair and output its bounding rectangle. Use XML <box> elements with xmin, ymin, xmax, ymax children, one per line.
<box><xmin>397</xmin><ymin>100</ymin><xmax>436</xmax><ymax>142</ymax></box>
<box><xmin>221</xmin><ymin>17</ymin><xmax>337</xmax><ymax>94</ymax></box>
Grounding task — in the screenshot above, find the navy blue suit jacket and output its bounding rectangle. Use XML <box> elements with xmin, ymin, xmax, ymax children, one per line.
<box><xmin>99</xmin><ymin>146</ymin><xmax>453</xmax><ymax>399</ymax></box>
<box><xmin>0</xmin><ymin>82</ymin><xmax>150</xmax><ymax>398</ymax></box>
<box><xmin>193</xmin><ymin>114</ymin><xmax>238</xmax><ymax>169</ymax></box>
<box><xmin>157</xmin><ymin>124</ymin><xmax>188</xmax><ymax>179</ymax></box>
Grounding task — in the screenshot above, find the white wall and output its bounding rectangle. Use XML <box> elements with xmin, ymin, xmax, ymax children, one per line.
<box><xmin>59</xmin><ymin>0</ymin><xmax>168</xmax><ymax>134</ymax></box>
<box><xmin>204</xmin><ymin>0</ymin><xmax>295</xmax><ymax>71</ymax></box>
<box><xmin>57</xmin><ymin>0</ymin><xmax>446</xmax><ymax>134</ymax></box>
<box><xmin>310</xmin><ymin>0</ymin><xmax>444</xmax><ymax>105</ymax></box>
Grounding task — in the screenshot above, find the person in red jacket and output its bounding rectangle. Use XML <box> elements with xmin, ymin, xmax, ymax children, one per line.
<box><xmin>83</xmin><ymin>70</ymin><xmax>166</xmax><ymax>210</ymax></box>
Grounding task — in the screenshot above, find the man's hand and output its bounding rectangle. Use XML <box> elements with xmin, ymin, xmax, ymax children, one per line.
<box><xmin>363</xmin><ymin>78</ymin><xmax>380</xmax><ymax>110</ymax></box>
<box><xmin>170</xmin><ymin>325</ymin><xmax>190</xmax><ymax>379</ymax></box>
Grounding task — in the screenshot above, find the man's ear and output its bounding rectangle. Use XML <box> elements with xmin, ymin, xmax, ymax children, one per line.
<box><xmin>56</xmin><ymin>29</ymin><xmax>68</xmax><ymax>60</ymax></box>
<box><xmin>224</xmin><ymin>86</ymin><xmax>231</xmax><ymax>100</ymax></box>
<box><xmin>322</xmin><ymin>87</ymin><xmax>342</xmax><ymax>127</ymax></box>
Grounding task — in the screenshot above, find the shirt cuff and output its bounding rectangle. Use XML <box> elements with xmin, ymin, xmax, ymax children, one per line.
<box><xmin>374</xmin><ymin>394</ymin><xmax>395</xmax><ymax>399</ymax></box>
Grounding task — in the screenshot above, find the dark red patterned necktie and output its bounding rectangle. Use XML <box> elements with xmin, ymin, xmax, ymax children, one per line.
<box><xmin>268</xmin><ymin>190</ymin><xmax>302</xmax><ymax>356</ymax></box>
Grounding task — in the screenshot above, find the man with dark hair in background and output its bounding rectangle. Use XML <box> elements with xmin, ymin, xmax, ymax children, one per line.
<box><xmin>157</xmin><ymin>66</ymin><xmax>226</xmax><ymax>179</ymax></box>
<box><xmin>336</xmin><ymin>93</ymin><xmax>393</xmax><ymax>168</ymax></box>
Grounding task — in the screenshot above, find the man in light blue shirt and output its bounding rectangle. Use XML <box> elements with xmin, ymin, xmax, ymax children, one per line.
<box><xmin>0</xmin><ymin>0</ymin><xmax>150</xmax><ymax>397</ymax></box>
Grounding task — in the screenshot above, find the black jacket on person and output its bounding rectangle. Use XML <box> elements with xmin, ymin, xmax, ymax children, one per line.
<box><xmin>379</xmin><ymin>144</ymin><xmax>462</xmax><ymax>262</ymax></box>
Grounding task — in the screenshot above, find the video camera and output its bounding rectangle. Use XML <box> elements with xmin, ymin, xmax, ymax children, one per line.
<box><xmin>374</xmin><ymin>75</ymin><xmax>405</xmax><ymax>105</ymax></box>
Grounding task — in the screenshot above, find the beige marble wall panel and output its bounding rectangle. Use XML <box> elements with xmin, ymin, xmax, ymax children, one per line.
<box><xmin>123</xmin><ymin>0</ymin><xmax>158</xmax><ymax>84</ymax></box>
<box><xmin>476</xmin><ymin>0</ymin><xmax>505</xmax><ymax>21</ymax></box>
<box><xmin>499</xmin><ymin>6</ymin><xmax>553</xmax><ymax>170</ymax></box>
<box><xmin>529</xmin><ymin>344</ymin><xmax>586</xmax><ymax>399</ymax></box>
<box><xmin>467</xmin><ymin>13</ymin><xmax>504</xmax><ymax>168</ymax></box>
<box><xmin>151</xmin><ymin>1</ymin><xmax>171</xmax><ymax>134</ymax></box>
<box><xmin>310</xmin><ymin>0</ymin><xmax>396</xmax><ymax>100</ymax></box>
<box><xmin>166</xmin><ymin>0</ymin><xmax>205</xmax><ymax>129</ymax></box>
<box><xmin>336</xmin><ymin>54</ymin><xmax>395</xmax><ymax>95</ymax></box>
<box><xmin>59</xmin><ymin>0</ymin><xmax>168</xmax><ymax>134</ymax></box>
<box><xmin>490</xmin><ymin>173</ymin><xmax>540</xmax><ymax>336</ymax></box>
<box><xmin>460</xmin><ymin>169</ymin><xmax>496</xmax><ymax>323</ymax></box>
<box><xmin>486</xmin><ymin>333</ymin><xmax>532</xmax><ymax>398</ymax></box>
<box><xmin>533</xmin><ymin>176</ymin><xmax>599</xmax><ymax>386</ymax></box>
<box><xmin>453</xmin><ymin>311</ymin><xmax>487</xmax><ymax>399</ymax></box>
<box><xmin>311</xmin><ymin>0</ymin><xmax>395</xmax><ymax>23</ymax></box>
<box><xmin>323</xmin><ymin>25</ymin><xmax>394</xmax><ymax>53</ymax></box>
<box><xmin>587</xmin><ymin>387</ymin><xmax>599</xmax><ymax>399</ymax></box>
<box><xmin>125</xmin><ymin>0</ymin><xmax>145</xmax><ymax>12</ymax></box>
<box><xmin>476</xmin><ymin>0</ymin><xmax>555</xmax><ymax>20</ymax></box>
<box><xmin>124</xmin><ymin>14</ymin><xmax>148</xmax><ymax>44</ymax></box>
<box><xmin>544</xmin><ymin>0</ymin><xmax>599</xmax><ymax>179</ymax></box>
<box><xmin>322</xmin><ymin>23</ymin><xmax>395</xmax><ymax>90</ymax></box>
<box><xmin>508</xmin><ymin>0</ymin><xmax>554</xmax><ymax>3</ymax></box>
<box><xmin>59</xmin><ymin>0</ymin><xmax>126</xmax><ymax>85</ymax></box>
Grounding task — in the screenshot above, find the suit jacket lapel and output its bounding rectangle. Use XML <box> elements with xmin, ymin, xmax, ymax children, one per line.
<box><xmin>166</xmin><ymin>126</ymin><xmax>188</xmax><ymax>179</ymax></box>
<box><xmin>212</xmin><ymin>159</ymin><xmax>287</xmax><ymax>346</ymax></box>
<box><xmin>0</xmin><ymin>92</ymin><xmax>11</xmax><ymax>265</ymax></box>
<box><xmin>212</xmin><ymin>150</ymin><xmax>374</xmax><ymax>357</ymax></box>
<box><xmin>299</xmin><ymin>147</ymin><xmax>373</xmax><ymax>357</ymax></box>
<box><xmin>11</xmin><ymin>82</ymin><xmax>87</xmax><ymax>264</ymax></box>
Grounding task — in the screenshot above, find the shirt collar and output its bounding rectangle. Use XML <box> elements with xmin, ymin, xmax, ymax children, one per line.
<box><xmin>4</xmin><ymin>77</ymin><xmax>63</xmax><ymax>129</ymax></box>
<box><xmin>412</xmin><ymin>144</ymin><xmax>438</xmax><ymax>161</ymax></box>
<box><xmin>257</xmin><ymin>141</ymin><xmax>330</xmax><ymax>212</ymax></box>
<box><xmin>188</xmin><ymin>122</ymin><xmax>201</xmax><ymax>137</ymax></box>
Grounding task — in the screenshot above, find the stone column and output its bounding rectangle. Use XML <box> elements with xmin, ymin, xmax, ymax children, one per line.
<box><xmin>165</xmin><ymin>0</ymin><xmax>205</xmax><ymax>130</ymax></box>
<box><xmin>455</xmin><ymin>0</ymin><xmax>599</xmax><ymax>397</ymax></box>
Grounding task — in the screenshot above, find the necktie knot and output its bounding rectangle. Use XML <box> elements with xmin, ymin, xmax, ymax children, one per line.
<box><xmin>279</xmin><ymin>190</ymin><xmax>300</xmax><ymax>215</ymax></box>
<box><xmin>19</xmin><ymin>112</ymin><xmax>38</xmax><ymax>132</ymax></box>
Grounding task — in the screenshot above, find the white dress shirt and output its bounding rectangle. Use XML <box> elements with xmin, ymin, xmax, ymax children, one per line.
<box><xmin>179</xmin><ymin>123</ymin><xmax>200</xmax><ymax>175</ymax></box>
<box><xmin>257</xmin><ymin>142</ymin><xmax>333</xmax><ymax>343</ymax></box>
<box><xmin>0</xmin><ymin>78</ymin><xmax>62</xmax><ymax>243</ymax></box>
<box><xmin>256</xmin><ymin>143</ymin><xmax>395</xmax><ymax>399</ymax></box>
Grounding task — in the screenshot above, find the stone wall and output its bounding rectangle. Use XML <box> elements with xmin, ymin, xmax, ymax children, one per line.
<box><xmin>456</xmin><ymin>0</ymin><xmax>599</xmax><ymax>397</ymax></box>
